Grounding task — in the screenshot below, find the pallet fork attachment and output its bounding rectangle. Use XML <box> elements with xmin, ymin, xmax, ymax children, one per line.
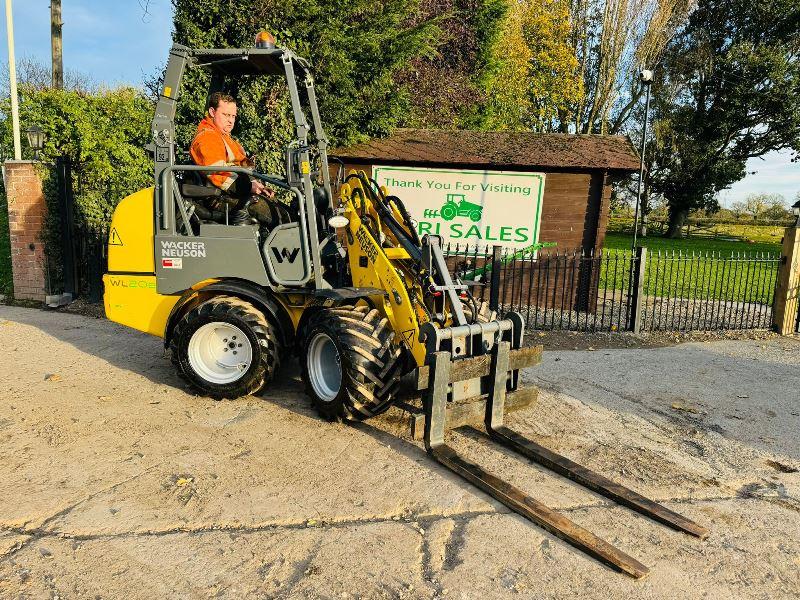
<box><xmin>420</xmin><ymin>326</ymin><xmax>708</xmax><ymax>578</ymax></box>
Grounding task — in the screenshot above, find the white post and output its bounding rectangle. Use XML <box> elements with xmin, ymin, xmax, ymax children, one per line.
<box><xmin>5</xmin><ymin>0</ymin><xmax>22</xmax><ymax>160</ymax></box>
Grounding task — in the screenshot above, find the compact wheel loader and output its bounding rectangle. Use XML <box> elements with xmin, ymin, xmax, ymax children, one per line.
<box><xmin>103</xmin><ymin>39</ymin><xmax>707</xmax><ymax>578</ymax></box>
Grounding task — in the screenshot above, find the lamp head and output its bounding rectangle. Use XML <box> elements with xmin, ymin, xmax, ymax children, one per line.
<box><xmin>25</xmin><ymin>125</ymin><xmax>45</xmax><ymax>152</ymax></box>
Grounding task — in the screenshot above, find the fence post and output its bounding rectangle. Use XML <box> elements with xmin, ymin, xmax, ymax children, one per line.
<box><xmin>773</xmin><ymin>227</ymin><xmax>800</xmax><ymax>335</ymax></box>
<box><xmin>630</xmin><ymin>246</ymin><xmax>647</xmax><ymax>334</ymax></box>
<box><xmin>489</xmin><ymin>245</ymin><xmax>502</xmax><ymax>312</ymax></box>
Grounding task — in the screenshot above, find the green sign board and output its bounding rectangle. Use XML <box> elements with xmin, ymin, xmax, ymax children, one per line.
<box><xmin>373</xmin><ymin>166</ymin><xmax>545</xmax><ymax>250</ymax></box>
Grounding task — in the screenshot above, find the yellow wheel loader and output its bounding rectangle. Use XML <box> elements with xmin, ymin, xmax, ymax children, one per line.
<box><xmin>103</xmin><ymin>38</ymin><xmax>707</xmax><ymax>578</ymax></box>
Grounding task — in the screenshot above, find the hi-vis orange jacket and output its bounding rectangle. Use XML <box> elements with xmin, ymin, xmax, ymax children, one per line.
<box><xmin>190</xmin><ymin>116</ymin><xmax>248</xmax><ymax>191</ymax></box>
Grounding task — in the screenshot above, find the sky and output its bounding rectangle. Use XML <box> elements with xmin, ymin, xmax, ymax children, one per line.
<box><xmin>1</xmin><ymin>0</ymin><xmax>798</xmax><ymax>207</ymax></box>
<box><xmin>0</xmin><ymin>0</ymin><xmax>173</xmax><ymax>88</ymax></box>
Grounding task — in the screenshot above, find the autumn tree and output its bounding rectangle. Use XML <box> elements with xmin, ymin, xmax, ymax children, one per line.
<box><xmin>474</xmin><ymin>0</ymin><xmax>584</xmax><ymax>131</ymax></box>
<box><xmin>731</xmin><ymin>194</ymin><xmax>791</xmax><ymax>222</ymax></box>
<box><xmin>650</xmin><ymin>0</ymin><xmax>800</xmax><ymax>237</ymax></box>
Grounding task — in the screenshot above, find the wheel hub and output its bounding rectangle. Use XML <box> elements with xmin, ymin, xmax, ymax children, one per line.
<box><xmin>188</xmin><ymin>322</ymin><xmax>253</xmax><ymax>385</ymax></box>
<box><xmin>307</xmin><ymin>332</ymin><xmax>342</xmax><ymax>402</ymax></box>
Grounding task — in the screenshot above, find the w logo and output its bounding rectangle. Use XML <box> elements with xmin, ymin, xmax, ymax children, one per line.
<box><xmin>271</xmin><ymin>247</ymin><xmax>301</xmax><ymax>264</ymax></box>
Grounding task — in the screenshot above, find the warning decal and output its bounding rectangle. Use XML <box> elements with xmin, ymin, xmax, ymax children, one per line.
<box><xmin>109</xmin><ymin>228</ymin><xmax>123</xmax><ymax>246</ymax></box>
<box><xmin>402</xmin><ymin>329</ymin><xmax>415</xmax><ymax>348</ymax></box>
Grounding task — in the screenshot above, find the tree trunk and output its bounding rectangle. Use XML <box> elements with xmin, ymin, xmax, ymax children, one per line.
<box><xmin>665</xmin><ymin>208</ymin><xmax>688</xmax><ymax>238</ymax></box>
<box><xmin>51</xmin><ymin>0</ymin><xmax>63</xmax><ymax>89</ymax></box>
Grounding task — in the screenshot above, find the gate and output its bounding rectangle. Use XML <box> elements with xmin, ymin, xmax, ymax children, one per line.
<box><xmin>53</xmin><ymin>157</ymin><xmax>108</xmax><ymax>303</ymax></box>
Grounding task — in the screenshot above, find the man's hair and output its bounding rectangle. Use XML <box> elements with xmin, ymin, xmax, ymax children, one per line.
<box><xmin>208</xmin><ymin>92</ymin><xmax>237</xmax><ymax>110</ymax></box>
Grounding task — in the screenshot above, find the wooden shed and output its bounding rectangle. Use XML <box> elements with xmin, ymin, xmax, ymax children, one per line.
<box><xmin>331</xmin><ymin>128</ymin><xmax>639</xmax><ymax>254</ymax></box>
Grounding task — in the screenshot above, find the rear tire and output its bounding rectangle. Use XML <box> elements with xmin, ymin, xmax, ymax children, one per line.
<box><xmin>300</xmin><ymin>305</ymin><xmax>403</xmax><ymax>421</ymax></box>
<box><xmin>170</xmin><ymin>296</ymin><xmax>281</xmax><ymax>399</ymax></box>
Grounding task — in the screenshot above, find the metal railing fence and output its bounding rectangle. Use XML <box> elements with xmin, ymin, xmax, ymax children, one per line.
<box><xmin>443</xmin><ymin>243</ymin><xmax>782</xmax><ymax>333</ymax></box>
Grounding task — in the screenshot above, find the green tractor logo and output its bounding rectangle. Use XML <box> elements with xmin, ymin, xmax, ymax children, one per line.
<box><xmin>440</xmin><ymin>193</ymin><xmax>483</xmax><ymax>222</ymax></box>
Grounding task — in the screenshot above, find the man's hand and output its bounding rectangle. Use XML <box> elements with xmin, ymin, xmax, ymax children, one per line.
<box><xmin>251</xmin><ymin>179</ymin><xmax>265</xmax><ymax>195</ymax></box>
<box><xmin>251</xmin><ymin>179</ymin><xmax>275</xmax><ymax>199</ymax></box>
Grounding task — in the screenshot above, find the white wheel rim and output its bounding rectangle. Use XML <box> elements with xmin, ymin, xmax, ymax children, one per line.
<box><xmin>187</xmin><ymin>322</ymin><xmax>253</xmax><ymax>385</ymax></box>
<box><xmin>307</xmin><ymin>332</ymin><xmax>342</xmax><ymax>402</ymax></box>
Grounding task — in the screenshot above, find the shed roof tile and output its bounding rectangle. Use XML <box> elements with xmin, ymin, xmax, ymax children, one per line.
<box><xmin>331</xmin><ymin>129</ymin><xmax>640</xmax><ymax>172</ymax></box>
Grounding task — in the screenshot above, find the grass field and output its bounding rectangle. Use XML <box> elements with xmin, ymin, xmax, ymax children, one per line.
<box><xmin>599</xmin><ymin>232</ymin><xmax>782</xmax><ymax>303</ymax></box>
<box><xmin>607</xmin><ymin>217</ymin><xmax>790</xmax><ymax>245</ymax></box>
<box><xmin>603</xmin><ymin>231</ymin><xmax>782</xmax><ymax>255</ymax></box>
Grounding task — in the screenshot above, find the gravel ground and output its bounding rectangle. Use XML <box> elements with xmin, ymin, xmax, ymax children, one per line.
<box><xmin>0</xmin><ymin>305</ymin><xmax>798</xmax><ymax>599</ymax></box>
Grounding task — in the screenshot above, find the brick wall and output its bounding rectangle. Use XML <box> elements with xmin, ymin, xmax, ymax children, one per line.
<box><xmin>4</xmin><ymin>161</ymin><xmax>47</xmax><ymax>301</ymax></box>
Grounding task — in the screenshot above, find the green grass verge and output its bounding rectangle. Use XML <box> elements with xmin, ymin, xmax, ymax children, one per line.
<box><xmin>599</xmin><ymin>233</ymin><xmax>781</xmax><ymax>303</ymax></box>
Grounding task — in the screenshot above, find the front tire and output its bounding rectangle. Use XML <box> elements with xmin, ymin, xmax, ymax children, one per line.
<box><xmin>170</xmin><ymin>296</ymin><xmax>281</xmax><ymax>399</ymax></box>
<box><xmin>300</xmin><ymin>305</ymin><xmax>403</xmax><ymax>421</ymax></box>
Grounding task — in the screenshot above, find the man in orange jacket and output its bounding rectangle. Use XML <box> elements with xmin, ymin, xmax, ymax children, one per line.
<box><xmin>190</xmin><ymin>92</ymin><xmax>281</xmax><ymax>225</ymax></box>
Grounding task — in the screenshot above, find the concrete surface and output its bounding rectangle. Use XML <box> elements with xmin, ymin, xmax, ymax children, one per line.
<box><xmin>0</xmin><ymin>305</ymin><xmax>798</xmax><ymax>599</ymax></box>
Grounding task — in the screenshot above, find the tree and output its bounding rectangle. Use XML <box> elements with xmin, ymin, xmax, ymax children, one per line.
<box><xmin>650</xmin><ymin>0</ymin><xmax>800</xmax><ymax>237</ymax></box>
<box><xmin>0</xmin><ymin>56</ymin><xmax>95</xmax><ymax>97</ymax></box>
<box><xmin>0</xmin><ymin>84</ymin><xmax>152</xmax><ymax>283</ymax></box>
<box><xmin>397</xmin><ymin>0</ymin><xmax>508</xmax><ymax>129</ymax></box>
<box><xmin>474</xmin><ymin>0</ymin><xmax>584</xmax><ymax>131</ymax></box>
<box><xmin>731</xmin><ymin>193</ymin><xmax>788</xmax><ymax>221</ymax></box>
<box><xmin>171</xmin><ymin>0</ymin><xmax>440</xmax><ymax>171</ymax></box>
<box><xmin>567</xmin><ymin>0</ymin><xmax>692</xmax><ymax>134</ymax></box>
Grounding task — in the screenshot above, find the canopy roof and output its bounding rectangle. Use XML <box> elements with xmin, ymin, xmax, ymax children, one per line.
<box><xmin>189</xmin><ymin>47</ymin><xmax>310</xmax><ymax>77</ymax></box>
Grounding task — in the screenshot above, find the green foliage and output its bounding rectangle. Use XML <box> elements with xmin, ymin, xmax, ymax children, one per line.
<box><xmin>0</xmin><ymin>179</ymin><xmax>11</xmax><ymax>297</ymax></box>
<box><xmin>0</xmin><ymin>86</ymin><xmax>152</xmax><ymax>291</ymax></box>
<box><xmin>171</xmin><ymin>0</ymin><xmax>440</xmax><ymax>171</ymax></box>
<box><xmin>650</xmin><ymin>0</ymin><xmax>800</xmax><ymax>236</ymax></box>
<box><xmin>390</xmin><ymin>1</ymin><xmax>509</xmax><ymax>129</ymax></box>
<box><xmin>468</xmin><ymin>0</ymin><xmax>583</xmax><ymax>131</ymax></box>
<box><xmin>0</xmin><ymin>86</ymin><xmax>152</xmax><ymax>225</ymax></box>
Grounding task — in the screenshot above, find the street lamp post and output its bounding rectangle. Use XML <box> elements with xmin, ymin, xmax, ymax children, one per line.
<box><xmin>792</xmin><ymin>200</ymin><xmax>800</xmax><ymax>228</ymax></box>
<box><xmin>4</xmin><ymin>0</ymin><xmax>21</xmax><ymax>160</ymax></box>
<box><xmin>631</xmin><ymin>69</ymin><xmax>653</xmax><ymax>251</ymax></box>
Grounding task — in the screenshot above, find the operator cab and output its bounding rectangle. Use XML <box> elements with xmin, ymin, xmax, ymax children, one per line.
<box><xmin>150</xmin><ymin>34</ymin><xmax>339</xmax><ymax>293</ymax></box>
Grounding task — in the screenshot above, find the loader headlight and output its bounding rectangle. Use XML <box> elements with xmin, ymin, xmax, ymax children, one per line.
<box><xmin>328</xmin><ymin>215</ymin><xmax>349</xmax><ymax>229</ymax></box>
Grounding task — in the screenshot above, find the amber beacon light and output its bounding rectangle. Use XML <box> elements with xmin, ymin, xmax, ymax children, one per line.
<box><xmin>255</xmin><ymin>31</ymin><xmax>276</xmax><ymax>49</ymax></box>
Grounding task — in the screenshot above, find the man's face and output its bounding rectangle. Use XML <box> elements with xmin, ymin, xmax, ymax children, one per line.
<box><xmin>209</xmin><ymin>100</ymin><xmax>237</xmax><ymax>134</ymax></box>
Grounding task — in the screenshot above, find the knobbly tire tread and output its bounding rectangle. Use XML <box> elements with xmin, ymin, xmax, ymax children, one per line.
<box><xmin>170</xmin><ymin>295</ymin><xmax>280</xmax><ymax>400</ymax></box>
<box><xmin>301</xmin><ymin>305</ymin><xmax>403</xmax><ymax>421</ymax></box>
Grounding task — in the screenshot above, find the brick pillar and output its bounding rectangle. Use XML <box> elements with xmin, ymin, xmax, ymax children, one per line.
<box><xmin>4</xmin><ymin>160</ymin><xmax>48</xmax><ymax>301</ymax></box>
